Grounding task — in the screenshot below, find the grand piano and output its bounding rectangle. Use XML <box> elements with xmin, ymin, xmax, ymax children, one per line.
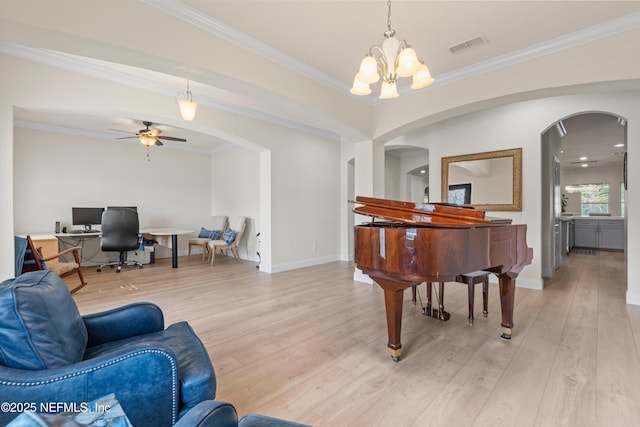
<box><xmin>353</xmin><ymin>196</ymin><xmax>533</xmax><ymax>361</ymax></box>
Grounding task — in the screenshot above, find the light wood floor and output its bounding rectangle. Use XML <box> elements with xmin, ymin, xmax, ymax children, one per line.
<box><xmin>68</xmin><ymin>250</ymin><xmax>640</xmax><ymax>427</ymax></box>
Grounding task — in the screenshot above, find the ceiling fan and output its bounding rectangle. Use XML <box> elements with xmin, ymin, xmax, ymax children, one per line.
<box><xmin>110</xmin><ymin>121</ymin><xmax>187</xmax><ymax>147</ymax></box>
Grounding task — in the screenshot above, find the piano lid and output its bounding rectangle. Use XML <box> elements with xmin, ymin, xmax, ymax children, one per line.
<box><xmin>352</xmin><ymin>196</ymin><xmax>494</xmax><ymax>227</ymax></box>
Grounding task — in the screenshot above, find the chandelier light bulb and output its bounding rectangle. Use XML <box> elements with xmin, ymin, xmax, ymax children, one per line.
<box><xmin>411</xmin><ymin>62</ymin><xmax>434</xmax><ymax>89</ymax></box>
<box><xmin>396</xmin><ymin>46</ymin><xmax>419</xmax><ymax>77</ymax></box>
<box><xmin>357</xmin><ymin>55</ymin><xmax>380</xmax><ymax>84</ymax></box>
<box><xmin>350</xmin><ymin>75</ymin><xmax>372</xmax><ymax>95</ymax></box>
<box><xmin>379</xmin><ymin>81</ymin><xmax>399</xmax><ymax>99</ymax></box>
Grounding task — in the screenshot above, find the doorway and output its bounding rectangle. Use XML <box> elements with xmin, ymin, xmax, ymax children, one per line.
<box><xmin>541</xmin><ymin>112</ymin><xmax>627</xmax><ymax>278</ymax></box>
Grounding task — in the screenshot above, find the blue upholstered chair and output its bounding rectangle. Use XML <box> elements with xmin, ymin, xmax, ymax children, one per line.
<box><xmin>0</xmin><ymin>271</ymin><xmax>309</xmax><ymax>427</ymax></box>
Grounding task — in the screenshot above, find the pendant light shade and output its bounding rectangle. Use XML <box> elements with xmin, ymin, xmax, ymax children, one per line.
<box><xmin>176</xmin><ymin>80</ymin><xmax>198</xmax><ymax>121</ymax></box>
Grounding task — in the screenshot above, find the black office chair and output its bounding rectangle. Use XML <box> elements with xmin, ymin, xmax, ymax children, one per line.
<box><xmin>97</xmin><ymin>208</ymin><xmax>143</xmax><ymax>273</ymax></box>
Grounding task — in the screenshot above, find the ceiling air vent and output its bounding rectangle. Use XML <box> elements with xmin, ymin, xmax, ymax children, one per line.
<box><xmin>449</xmin><ymin>36</ymin><xmax>488</xmax><ymax>54</ymax></box>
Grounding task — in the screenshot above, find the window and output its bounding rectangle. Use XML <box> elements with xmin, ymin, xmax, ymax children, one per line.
<box><xmin>580</xmin><ymin>183</ymin><xmax>609</xmax><ymax>216</ymax></box>
<box><xmin>621</xmin><ymin>182</ymin><xmax>625</xmax><ymax>217</ymax></box>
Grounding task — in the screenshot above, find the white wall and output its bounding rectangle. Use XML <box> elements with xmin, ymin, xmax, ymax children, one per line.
<box><xmin>210</xmin><ymin>145</ymin><xmax>260</xmax><ymax>261</ymax></box>
<box><xmin>384</xmin><ymin>154</ymin><xmax>402</xmax><ymax>200</ymax></box>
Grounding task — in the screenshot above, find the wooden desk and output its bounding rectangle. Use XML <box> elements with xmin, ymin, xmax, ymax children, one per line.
<box><xmin>141</xmin><ymin>228</ymin><xmax>192</xmax><ymax>268</ymax></box>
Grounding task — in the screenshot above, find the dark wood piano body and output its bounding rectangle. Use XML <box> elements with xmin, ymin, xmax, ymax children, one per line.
<box><xmin>353</xmin><ymin>197</ymin><xmax>533</xmax><ymax>361</ymax></box>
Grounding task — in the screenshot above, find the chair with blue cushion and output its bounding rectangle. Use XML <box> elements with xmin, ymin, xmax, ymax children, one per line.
<box><xmin>208</xmin><ymin>216</ymin><xmax>247</xmax><ymax>265</ymax></box>
<box><xmin>188</xmin><ymin>215</ymin><xmax>228</xmax><ymax>260</ymax></box>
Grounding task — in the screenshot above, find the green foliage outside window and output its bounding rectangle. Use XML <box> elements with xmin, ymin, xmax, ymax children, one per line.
<box><xmin>580</xmin><ymin>183</ymin><xmax>609</xmax><ymax>216</ymax></box>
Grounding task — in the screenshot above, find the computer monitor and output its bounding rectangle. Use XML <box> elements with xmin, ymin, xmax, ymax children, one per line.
<box><xmin>71</xmin><ymin>207</ymin><xmax>104</xmax><ymax>231</ymax></box>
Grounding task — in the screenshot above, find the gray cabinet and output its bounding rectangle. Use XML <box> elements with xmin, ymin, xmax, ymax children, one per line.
<box><xmin>573</xmin><ymin>218</ymin><xmax>624</xmax><ymax>250</ymax></box>
<box><xmin>574</xmin><ymin>219</ymin><xmax>598</xmax><ymax>248</ymax></box>
<box><xmin>598</xmin><ymin>220</ymin><xmax>624</xmax><ymax>250</ymax></box>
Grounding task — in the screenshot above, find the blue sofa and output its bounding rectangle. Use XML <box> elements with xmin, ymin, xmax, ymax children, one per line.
<box><xmin>0</xmin><ymin>271</ymin><xmax>309</xmax><ymax>427</ymax></box>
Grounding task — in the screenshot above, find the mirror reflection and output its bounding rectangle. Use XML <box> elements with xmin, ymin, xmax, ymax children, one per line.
<box><xmin>441</xmin><ymin>148</ymin><xmax>522</xmax><ymax>211</ymax></box>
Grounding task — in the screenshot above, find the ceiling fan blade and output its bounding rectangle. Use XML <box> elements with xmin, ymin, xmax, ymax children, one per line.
<box><xmin>115</xmin><ymin>136</ymin><xmax>137</xmax><ymax>140</ymax></box>
<box><xmin>157</xmin><ymin>136</ymin><xmax>187</xmax><ymax>142</ymax></box>
<box><xmin>154</xmin><ymin>140</ymin><xmax>164</xmax><ymax>146</ymax></box>
<box><xmin>109</xmin><ymin>128</ymin><xmax>137</xmax><ymax>134</ymax></box>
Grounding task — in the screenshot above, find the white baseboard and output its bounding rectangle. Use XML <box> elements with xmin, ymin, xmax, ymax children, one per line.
<box><xmin>627</xmin><ymin>290</ymin><xmax>640</xmax><ymax>306</ymax></box>
<box><xmin>270</xmin><ymin>255</ymin><xmax>342</xmax><ymax>273</ymax></box>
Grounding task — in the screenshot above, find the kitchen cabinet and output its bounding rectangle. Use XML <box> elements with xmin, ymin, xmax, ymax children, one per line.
<box><xmin>573</xmin><ymin>218</ymin><xmax>624</xmax><ymax>250</ymax></box>
<box><xmin>598</xmin><ymin>219</ymin><xmax>624</xmax><ymax>250</ymax></box>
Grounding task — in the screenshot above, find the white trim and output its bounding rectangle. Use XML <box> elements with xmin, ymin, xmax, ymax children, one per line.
<box><xmin>141</xmin><ymin>0</ymin><xmax>349</xmax><ymax>94</ymax></box>
<box><xmin>270</xmin><ymin>255</ymin><xmax>342</xmax><ymax>273</ymax></box>
<box><xmin>627</xmin><ymin>289</ymin><xmax>640</xmax><ymax>306</ymax></box>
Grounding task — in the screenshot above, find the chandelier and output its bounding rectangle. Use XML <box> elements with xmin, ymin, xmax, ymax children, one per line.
<box><xmin>350</xmin><ymin>0</ymin><xmax>434</xmax><ymax>99</ymax></box>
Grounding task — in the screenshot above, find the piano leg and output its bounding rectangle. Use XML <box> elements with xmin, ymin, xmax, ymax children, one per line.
<box><xmin>372</xmin><ymin>277</ymin><xmax>410</xmax><ymax>362</ymax></box>
<box><xmin>497</xmin><ymin>272</ymin><xmax>517</xmax><ymax>339</ymax></box>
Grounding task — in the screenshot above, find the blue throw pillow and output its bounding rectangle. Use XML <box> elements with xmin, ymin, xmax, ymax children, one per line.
<box><xmin>198</xmin><ymin>227</ymin><xmax>212</xmax><ymax>238</ymax></box>
<box><xmin>223</xmin><ymin>229</ymin><xmax>236</xmax><ymax>245</ymax></box>
<box><xmin>198</xmin><ymin>228</ymin><xmax>223</xmax><ymax>239</ymax></box>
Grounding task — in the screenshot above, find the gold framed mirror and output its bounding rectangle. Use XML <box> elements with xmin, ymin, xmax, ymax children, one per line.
<box><xmin>441</xmin><ymin>148</ymin><xmax>522</xmax><ymax>211</ymax></box>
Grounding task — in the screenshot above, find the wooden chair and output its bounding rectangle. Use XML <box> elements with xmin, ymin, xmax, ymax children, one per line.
<box><xmin>16</xmin><ymin>235</ymin><xmax>87</xmax><ymax>293</ymax></box>
<box><xmin>208</xmin><ymin>216</ymin><xmax>246</xmax><ymax>265</ymax></box>
<box><xmin>188</xmin><ymin>215</ymin><xmax>228</xmax><ymax>260</ymax></box>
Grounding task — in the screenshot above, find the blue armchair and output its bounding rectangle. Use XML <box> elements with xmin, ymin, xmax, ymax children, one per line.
<box><xmin>0</xmin><ymin>271</ymin><xmax>309</xmax><ymax>427</ymax></box>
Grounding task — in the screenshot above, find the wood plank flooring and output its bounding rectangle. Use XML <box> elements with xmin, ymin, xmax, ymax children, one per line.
<box><xmin>68</xmin><ymin>250</ymin><xmax>640</xmax><ymax>426</ymax></box>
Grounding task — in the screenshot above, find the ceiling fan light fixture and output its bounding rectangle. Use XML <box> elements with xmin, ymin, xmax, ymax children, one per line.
<box><xmin>176</xmin><ymin>80</ymin><xmax>198</xmax><ymax>121</ymax></box>
<box><xmin>139</xmin><ymin>133</ymin><xmax>157</xmax><ymax>147</ymax></box>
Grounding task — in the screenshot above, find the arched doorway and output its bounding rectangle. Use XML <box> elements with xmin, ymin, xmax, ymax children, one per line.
<box><xmin>541</xmin><ymin>112</ymin><xmax>627</xmax><ymax>278</ymax></box>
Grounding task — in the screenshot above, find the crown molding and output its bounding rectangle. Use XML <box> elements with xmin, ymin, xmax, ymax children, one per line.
<box><xmin>0</xmin><ymin>42</ymin><xmax>342</xmax><ymax>142</ymax></box>
<box><xmin>141</xmin><ymin>0</ymin><xmax>350</xmax><ymax>93</ymax></box>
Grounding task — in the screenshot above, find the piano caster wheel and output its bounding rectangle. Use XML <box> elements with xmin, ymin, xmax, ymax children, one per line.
<box><xmin>391</xmin><ymin>356</ymin><xmax>399</xmax><ymax>363</ymax></box>
<box><xmin>500</xmin><ymin>327</ymin><xmax>512</xmax><ymax>340</ymax></box>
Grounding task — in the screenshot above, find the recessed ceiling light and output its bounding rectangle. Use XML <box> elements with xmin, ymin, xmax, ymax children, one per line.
<box><xmin>579</xmin><ymin>156</ymin><xmax>588</xmax><ymax>161</ymax></box>
<box><xmin>420</xmin><ymin>170</ymin><xmax>426</xmax><ymax>174</ymax></box>
<box><xmin>614</xmin><ymin>143</ymin><xmax>624</xmax><ymax>148</ymax></box>
<box><xmin>581</xmin><ymin>163</ymin><xmax>589</xmax><ymax>168</ymax></box>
